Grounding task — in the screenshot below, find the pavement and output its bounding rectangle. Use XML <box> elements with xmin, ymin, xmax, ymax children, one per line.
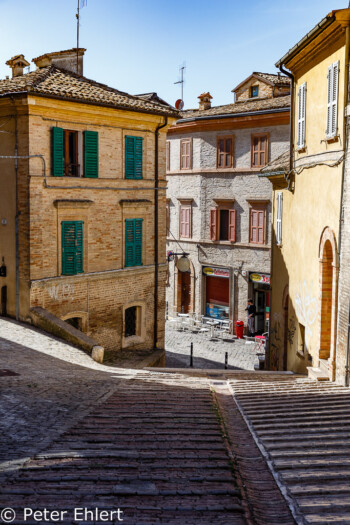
<box><xmin>165</xmin><ymin>321</ymin><xmax>259</xmax><ymax>370</ymax></box>
<box><xmin>0</xmin><ymin>316</ymin><xmax>294</xmax><ymax>525</ymax></box>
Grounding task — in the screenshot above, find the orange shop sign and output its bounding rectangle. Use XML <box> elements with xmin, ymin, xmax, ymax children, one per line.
<box><xmin>202</xmin><ymin>266</ymin><xmax>230</xmax><ymax>278</ymax></box>
<box><xmin>250</xmin><ymin>272</ymin><xmax>270</xmax><ymax>284</ymax></box>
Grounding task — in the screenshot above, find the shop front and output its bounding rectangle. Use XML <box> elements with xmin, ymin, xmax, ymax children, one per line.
<box><xmin>203</xmin><ymin>266</ymin><xmax>230</xmax><ymax>319</ymax></box>
<box><xmin>249</xmin><ymin>272</ymin><xmax>270</xmax><ymax>333</ymax></box>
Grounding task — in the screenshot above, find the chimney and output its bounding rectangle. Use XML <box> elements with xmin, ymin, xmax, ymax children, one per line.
<box><xmin>198</xmin><ymin>92</ymin><xmax>212</xmax><ymax>110</ymax></box>
<box><xmin>6</xmin><ymin>54</ymin><xmax>30</xmax><ymax>78</ymax></box>
<box><xmin>32</xmin><ymin>48</ymin><xmax>86</xmax><ymax>75</ymax></box>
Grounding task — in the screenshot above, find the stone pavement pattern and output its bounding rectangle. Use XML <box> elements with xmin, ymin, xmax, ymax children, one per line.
<box><xmin>230</xmin><ymin>376</ymin><xmax>350</xmax><ymax>524</ymax></box>
<box><xmin>165</xmin><ymin>322</ymin><xmax>258</xmax><ymax>370</ymax></box>
<box><xmin>0</xmin><ymin>317</ymin><xmax>295</xmax><ymax>525</ymax></box>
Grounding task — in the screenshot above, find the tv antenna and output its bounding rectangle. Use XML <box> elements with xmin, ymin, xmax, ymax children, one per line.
<box><xmin>174</xmin><ymin>63</ymin><xmax>186</xmax><ymax>108</ymax></box>
<box><xmin>76</xmin><ymin>0</ymin><xmax>87</xmax><ymax>73</ymax></box>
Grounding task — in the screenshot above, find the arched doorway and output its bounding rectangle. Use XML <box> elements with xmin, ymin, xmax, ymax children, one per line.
<box><xmin>319</xmin><ymin>227</ymin><xmax>339</xmax><ymax>380</ymax></box>
<box><xmin>178</xmin><ymin>270</ymin><xmax>191</xmax><ymax>313</ymax></box>
<box><xmin>320</xmin><ymin>240</ymin><xmax>333</xmax><ymax>360</ymax></box>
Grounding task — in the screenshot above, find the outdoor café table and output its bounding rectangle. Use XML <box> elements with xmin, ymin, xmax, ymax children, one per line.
<box><xmin>177</xmin><ymin>313</ymin><xmax>190</xmax><ymax>330</ymax></box>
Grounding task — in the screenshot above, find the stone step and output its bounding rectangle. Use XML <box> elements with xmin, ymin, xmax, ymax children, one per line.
<box><xmin>270</xmin><ymin>448</ymin><xmax>350</xmax><ymax>459</ymax></box>
<box><xmin>289</xmin><ymin>483</ymin><xmax>350</xmax><ymax>496</ymax></box>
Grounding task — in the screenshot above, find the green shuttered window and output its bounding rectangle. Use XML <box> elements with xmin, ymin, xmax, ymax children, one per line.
<box><xmin>125</xmin><ymin>219</ymin><xmax>143</xmax><ymax>267</ymax></box>
<box><xmin>52</xmin><ymin>127</ymin><xmax>64</xmax><ymax>176</ymax></box>
<box><xmin>125</xmin><ymin>136</ymin><xmax>143</xmax><ymax>179</ymax></box>
<box><xmin>62</xmin><ymin>221</ymin><xmax>84</xmax><ymax>275</ymax></box>
<box><xmin>84</xmin><ymin>130</ymin><xmax>99</xmax><ymax>178</ymax></box>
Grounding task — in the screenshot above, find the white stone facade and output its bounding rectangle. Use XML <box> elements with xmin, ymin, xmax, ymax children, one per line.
<box><xmin>166</xmin><ymin>115</ymin><xmax>289</xmax><ymax>333</ymax></box>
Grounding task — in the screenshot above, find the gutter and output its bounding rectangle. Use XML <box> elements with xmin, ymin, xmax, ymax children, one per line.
<box><xmin>177</xmin><ymin>106</ymin><xmax>289</xmax><ymax>124</ymax></box>
<box><xmin>154</xmin><ymin>116</ymin><xmax>168</xmax><ymax>349</ymax></box>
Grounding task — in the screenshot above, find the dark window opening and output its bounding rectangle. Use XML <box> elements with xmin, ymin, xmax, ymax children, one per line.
<box><xmin>64</xmin><ymin>130</ymin><xmax>79</xmax><ymax>177</ymax></box>
<box><xmin>219</xmin><ymin>209</ymin><xmax>229</xmax><ymax>240</ymax></box>
<box><xmin>251</xmin><ymin>85</ymin><xmax>259</xmax><ymax>97</ymax></box>
<box><xmin>65</xmin><ymin>317</ymin><xmax>82</xmax><ymax>331</ymax></box>
<box><xmin>125</xmin><ymin>306</ymin><xmax>137</xmax><ymax>337</ymax></box>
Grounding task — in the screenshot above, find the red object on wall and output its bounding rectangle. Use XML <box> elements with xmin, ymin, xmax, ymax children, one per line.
<box><xmin>236</xmin><ymin>320</ymin><xmax>244</xmax><ymax>339</ymax></box>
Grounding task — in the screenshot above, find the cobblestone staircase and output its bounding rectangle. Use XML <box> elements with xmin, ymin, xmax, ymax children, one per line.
<box><xmin>229</xmin><ymin>376</ymin><xmax>350</xmax><ymax>524</ymax></box>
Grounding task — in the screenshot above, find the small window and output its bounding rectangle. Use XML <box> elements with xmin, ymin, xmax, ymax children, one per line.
<box><xmin>217</xmin><ymin>136</ymin><xmax>233</xmax><ymax>168</ymax></box>
<box><xmin>251</xmin><ymin>85</ymin><xmax>259</xmax><ymax>98</ymax></box>
<box><xmin>52</xmin><ymin>127</ymin><xmax>99</xmax><ymax>178</ymax></box>
<box><xmin>64</xmin><ymin>130</ymin><xmax>79</xmax><ymax>177</ymax></box>
<box><xmin>125</xmin><ymin>306</ymin><xmax>137</xmax><ymax>337</ymax></box>
<box><xmin>210</xmin><ymin>205</ymin><xmax>236</xmax><ymax>242</ymax></box>
<box><xmin>180</xmin><ymin>138</ymin><xmax>192</xmax><ymax>170</ymax></box>
<box><xmin>251</xmin><ymin>134</ymin><xmax>268</xmax><ymax>167</ymax></box>
<box><xmin>297</xmin><ymin>83</ymin><xmax>307</xmax><ymax>149</ymax></box>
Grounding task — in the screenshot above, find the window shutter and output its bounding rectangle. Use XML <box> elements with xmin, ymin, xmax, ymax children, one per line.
<box><xmin>228</xmin><ymin>209</ymin><xmax>236</xmax><ymax>242</ymax></box>
<box><xmin>250</xmin><ymin>210</ymin><xmax>258</xmax><ymax>243</ymax></box>
<box><xmin>84</xmin><ymin>131</ymin><xmax>98</xmax><ymax>178</ymax></box>
<box><xmin>52</xmin><ymin>127</ymin><xmax>64</xmax><ymax>176</ymax></box>
<box><xmin>62</xmin><ymin>221</ymin><xmax>83</xmax><ymax>275</ymax></box>
<box><xmin>276</xmin><ymin>192</ymin><xmax>283</xmax><ymax>245</ymax></box>
<box><xmin>134</xmin><ymin>219</ymin><xmax>143</xmax><ymax>266</ymax></box>
<box><xmin>125</xmin><ymin>219</ymin><xmax>143</xmax><ymax>267</ymax></box>
<box><xmin>125</xmin><ymin>219</ymin><xmax>135</xmax><ymax>267</ymax></box>
<box><xmin>257</xmin><ymin>210</ymin><xmax>264</xmax><ymax>244</ymax></box>
<box><xmin>210</xmin><ymin>208</ymin><xmax>218</xmax><ymax>241</ymax></box>
<box><xmin>327</xmin><ymin>65</ymin><xmax>333</xmax><ymax>137</ymax></box>
<box><xmin>297</xmin><ymin>83</ymin><xmax>306</xmax><ymax>148</ymax></box>
<box><xmin>125</xmin><ymin>136</ymin><xmax>143</xmax><ymax>179</ymax></box>
<box><xmin>331</xmin><ymin>61</ymin><xmax>339</xmax><ymax>137</ymax></box>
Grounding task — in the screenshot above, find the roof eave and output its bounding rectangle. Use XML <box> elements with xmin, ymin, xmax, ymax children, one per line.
<box><xmin>176</xmin><ymin>106</ymin><xmax>290</xmax><ymax>124</ymax></box>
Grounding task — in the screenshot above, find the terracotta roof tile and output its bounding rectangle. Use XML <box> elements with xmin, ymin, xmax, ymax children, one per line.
<box><xmin>181</xmin><ymin>94</ymin><xmax>290</xmax><ymax>119</ymax></box>
<box><xmin>252</xmin><ymin>72</ymin><xmax>291</xmax><ymax>86</ymax></box>
<box><xmin>0</xmin><ymin>65</ymin><xmax>179</xmax><ymax>117</ymax></box>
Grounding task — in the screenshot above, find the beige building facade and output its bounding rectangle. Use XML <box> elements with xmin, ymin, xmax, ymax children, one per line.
<box><xmin>263</xmin><ymin>9</ymin><xmax>350</xmax><ymax>381</ymax></box>
<box><xmin>0</xmin><ymin>49</ymin><xmax>177</xmax><ymax>358</ymax></box>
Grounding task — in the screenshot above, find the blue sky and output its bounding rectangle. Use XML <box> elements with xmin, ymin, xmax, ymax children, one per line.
<box><xmin>0</xmin><ymin>0</ymin><xmax>345</xmax><ymax>108</ymax></box>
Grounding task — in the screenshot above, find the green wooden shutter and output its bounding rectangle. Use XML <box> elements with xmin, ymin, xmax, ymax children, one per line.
<box><xmin>84</xmin><ymin>131</ymin><xmax>99</xmax><ymax>178</ymax></box>
<box><xmin>125</xmin><ymin>136</ymin><xmax>143</xmax><ymax>179</ymax></box>
<box><xmin>62</xmin><ymin>221</ymin><xmax>84</xmax><ymax>275</ymax></box>
<box><xmin>125</xmin><ymin>219</ymin><xmax>135</xmax><ymax>267</ymax></box>
<box><xmin>134</xmin><ymin>219</ymin><xmax>143</xmax><ymax>265</ymax></box>
<box><xmin>125</xmin><ymin>219</ymin><xmax>143</xmax><ymax>267</ymax></box>
<box><xmin>52</xmin><ymin>127</ymin><xmax>64</xmax><ymax>176</ymax></box>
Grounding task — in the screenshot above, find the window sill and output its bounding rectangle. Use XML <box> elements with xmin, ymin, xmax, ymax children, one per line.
<box><xmin>296</xmin><ymin>146</ymin><xmax>306</xmax><ymax>153</ymax></box>
<box><xmin>325</xmin><ymin>135</ymin><xmax>339</xmax><ymax>144</ymax></box>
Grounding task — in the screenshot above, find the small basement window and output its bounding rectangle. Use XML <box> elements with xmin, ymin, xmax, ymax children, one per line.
<box><xmin>125</xmin><ymin>306</ymin><xmax>137</xmax><ymax>337</ymax></box>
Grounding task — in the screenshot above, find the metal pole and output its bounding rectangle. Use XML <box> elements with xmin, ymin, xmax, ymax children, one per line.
<box><xmin>190</xmin><ymin>342</ymin><xmax>193</xmax><ymax>368</ymax></box>
<box><xmin>76</xmin><ymin>0</ymin><xmax>80</xmax><ymax>73</ymax></box>
<box><xmin>225</xmin><ymin>352</ymin><xmax>228</xmax><ymax>369</ymax></box>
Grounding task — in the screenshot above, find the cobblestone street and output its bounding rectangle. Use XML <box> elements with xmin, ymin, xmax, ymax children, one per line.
<box><xmin>165</xmin><ymin>322</ymin><xmax>258</xmax><ymax>370</ymax></box>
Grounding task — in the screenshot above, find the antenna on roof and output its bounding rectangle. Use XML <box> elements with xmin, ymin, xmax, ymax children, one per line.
<box><xmin>174</xmin><ymin>63</ymin><xmax>186</xmax><ymax>107</ymax></box>
<box><xmin>76</xmin><ymin>0</ymin><xmax>87</xmax><ymax>73</ymax></box>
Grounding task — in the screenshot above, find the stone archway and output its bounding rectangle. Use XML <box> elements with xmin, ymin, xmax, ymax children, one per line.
<box><xmin>319</xmin><ymin>227</ymin><xmax>339</xmax><ymax>380</ymax></box>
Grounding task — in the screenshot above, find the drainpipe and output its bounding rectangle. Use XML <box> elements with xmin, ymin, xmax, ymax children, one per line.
<box><xmin>342</xmin><ymin>25</ymin><xmax>350</xmax><ymax>385</ymax></box>
<box><xmin>278</xmin><ymin>65</ymin><xmax>294</xmax><ymax>189</ymax></box>
<box><xmin>154</xmin><ymin>116</ymin><xmax>168</xmax><ymax>349</ymax></box>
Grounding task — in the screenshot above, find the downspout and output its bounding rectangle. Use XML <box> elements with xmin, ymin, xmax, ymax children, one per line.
<box><xmin>342</xmin><ymin>24</ymin><xmax>350</xmax><ymax>386</ymax></box>
<box><xmin>154</xmin><ymin>116</ymin><xmax>168</xmax><ymax>349</ymax></box>
<box><xmin>278</xmin><ymin>65</ymin><xmax>294</xmax><ymax>189</ymax></box>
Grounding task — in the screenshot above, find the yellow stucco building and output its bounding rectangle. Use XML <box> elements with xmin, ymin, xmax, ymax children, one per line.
<box><xmin>262</xmin><ymin>9</ymin><xmax>350</xmax><ymax>381</ymax></box>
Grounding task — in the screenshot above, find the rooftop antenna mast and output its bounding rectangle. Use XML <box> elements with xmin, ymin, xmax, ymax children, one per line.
<box><xmin>174</xmin><ymin>63</ymin><xmax>186</xmax><ymax>105</ymax></box>
<box><xmin>76</xmin><ymin>0</ymin><xmax>80</xmax><ymax>73</ymax></box>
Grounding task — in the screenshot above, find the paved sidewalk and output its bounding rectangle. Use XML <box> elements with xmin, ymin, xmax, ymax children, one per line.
<box><xmin>165</xmin><ymin>322</ymin><xmax>258</xmax><ymax>370</ymax></box>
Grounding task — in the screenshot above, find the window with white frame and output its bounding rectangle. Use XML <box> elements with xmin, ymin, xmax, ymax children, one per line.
<box><xmin>297</xmin><ymin>82</ymin><xmax>306</xmax><ymax>149</ymax></box>
<box><xmin>326</xmin><ymin>61</ymin><xmax>339</xmax><ymax>138</ymax></box>
<box><xmin>276</xmin><ymin>192</ymin><xmax>283</xmax><ymax>245</ymax></box>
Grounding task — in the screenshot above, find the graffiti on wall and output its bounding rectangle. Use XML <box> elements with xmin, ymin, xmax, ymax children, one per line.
<box><xmin>270</xmin><ymin>311</ymin><xmax>283</xmax><ymax>370</ymax></box>
<box><xmin>47</xmin><ymin>284</ymin><xmax>75</xmax><ymax>302</ymax></box>
<box><xmin>295</xmin><ymin>280</ymin><xmax>317</xmax><ymax>346</ymax></box>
